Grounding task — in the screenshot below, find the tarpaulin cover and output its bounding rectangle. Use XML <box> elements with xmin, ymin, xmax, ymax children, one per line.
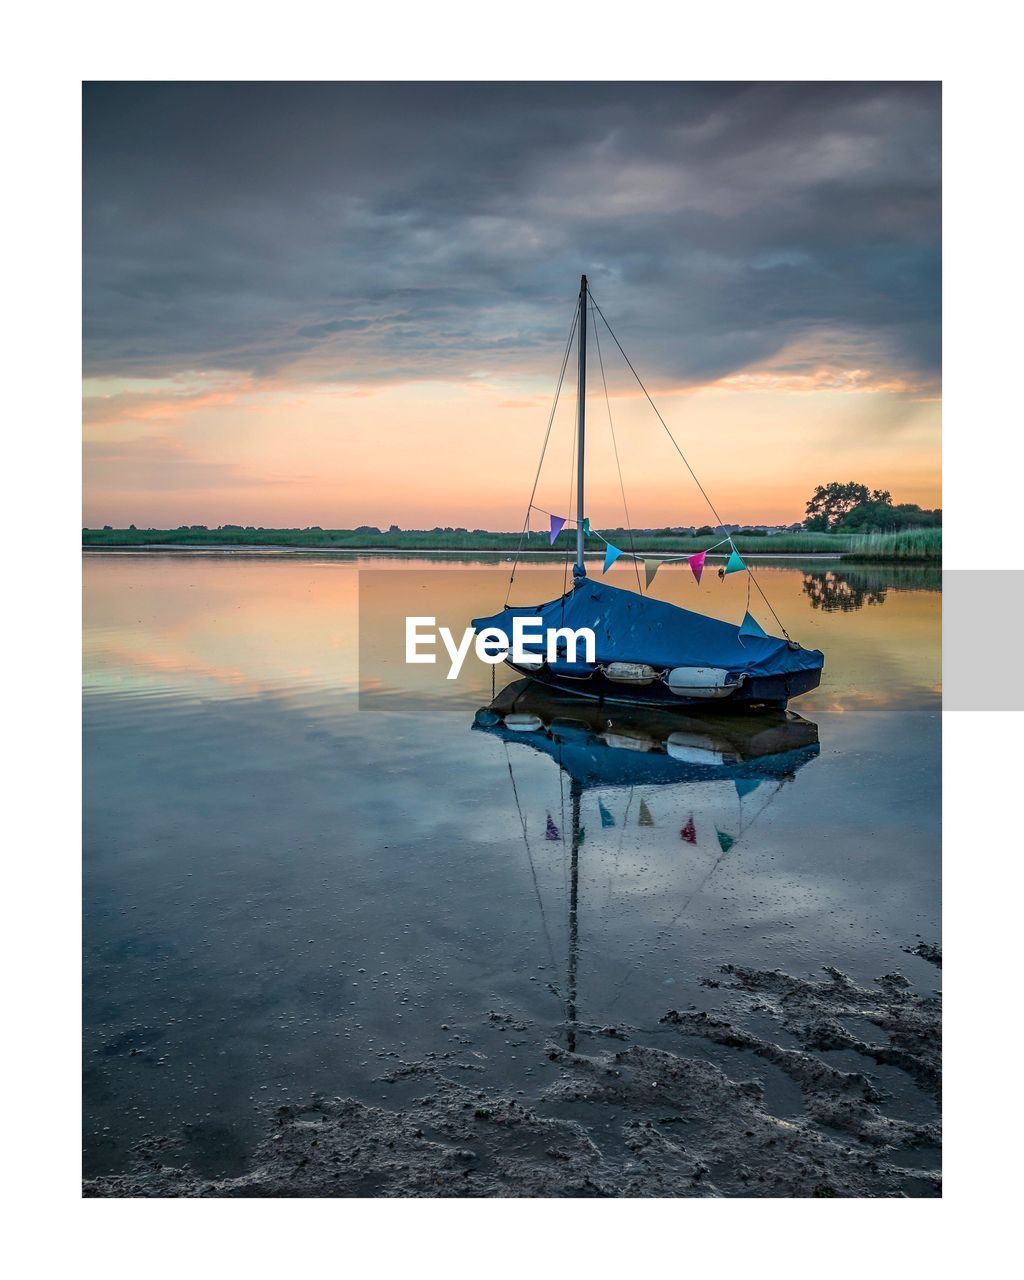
<box><xmin>472</xmin><ymin>580</ymin><xmax>823</xmax><ymax>680</ymax></box>
<box><xmin>472</xmin><ymin>713</ymin><xmax>820</xmax><ymax>791</ymax></box>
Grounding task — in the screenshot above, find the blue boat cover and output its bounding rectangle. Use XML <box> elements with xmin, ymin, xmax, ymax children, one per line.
<box><xmin>472</xmin><ymin>713</ymin><xmax>820</xmax><ymax>791</ymax></box>
<box><xmin>472</xmin><ymin>580</ymin><xmax>823</xmax><ymax>680</ymax></box>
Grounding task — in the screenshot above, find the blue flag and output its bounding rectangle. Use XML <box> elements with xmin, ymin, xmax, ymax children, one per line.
<box><xmin>724</xmin><ymin>548</ymin><xmax>746</xmax><ymax>575</ymax></box>
<box><xmin>599</xmin><ymin>799</ymin><xmax>615</xmax><ymax>828</ymax></box>
<box><xmin>739</xmin><ymin>610</ymin><xmax>768</xmax><ymax>639</ymax></box>
<box><xmin>603</xmin><ymin>543</ymin><xmax>622</xmax><ymax>573</ymax></box>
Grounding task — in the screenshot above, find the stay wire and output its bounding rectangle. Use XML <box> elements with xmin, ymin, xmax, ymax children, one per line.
<box><xmin>591</xmin><ymin>303</ymin><xmax>644</xmax><ymax>596</ymax></box>
<box><xmin>504</xmin><ymin>743</ymin><xmax>559</xmax><ymax>975</ymax></box>
<box><xmin>506</xmin><ymin>305</ymin><xmax>578</xmax><ymax>606</ymax></box>
<box><xmin>588</xmin><ymin>289</ymin><xmax>791</xmax><ymax>640</ymax></box>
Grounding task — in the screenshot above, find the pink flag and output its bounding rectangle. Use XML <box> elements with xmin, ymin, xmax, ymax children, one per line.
<box><xmin>688</xmin><ymin>550</ymin><xmax>706</xmax><ymax>584</ymax></box>
<box><xmin>549</xmin><ymin>515</ymin><xmax>566</xmax><ymax>544</ymax></box>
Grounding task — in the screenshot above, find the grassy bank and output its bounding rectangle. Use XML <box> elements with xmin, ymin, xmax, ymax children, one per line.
<box><xmin>841</xmin><ymin>528</ymin><xmax>941</xmax><ymax>563</ymax></box>
<box><xmin>82</xmin><ymin>525</ymin><xmax>940</xmax><ymax>562</ymax></box>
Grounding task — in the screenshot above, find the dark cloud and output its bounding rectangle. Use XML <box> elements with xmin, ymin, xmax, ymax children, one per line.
<box><xmin>83</xmin><ymin>82</ymin><xmax>940</xmax><ymax>387</ymax></box>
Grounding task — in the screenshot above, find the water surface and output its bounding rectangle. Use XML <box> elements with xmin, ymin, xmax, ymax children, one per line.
<box><xmin>83</xmin><ymin>554</ymin><xmax>940</xmax><ymax>1181</ymax></box>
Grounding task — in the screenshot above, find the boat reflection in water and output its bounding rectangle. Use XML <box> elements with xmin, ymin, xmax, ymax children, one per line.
<box><xmin>473</xmin><ymin>679</ymin><xmax>821</xmax><ymax>1049</ymax></box>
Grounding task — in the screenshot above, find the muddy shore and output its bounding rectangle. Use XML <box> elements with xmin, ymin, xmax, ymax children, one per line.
<box><xmin>85</xmin><ymin>952</ymin><xmax>940</xmax><ymax>1198</ymax></box>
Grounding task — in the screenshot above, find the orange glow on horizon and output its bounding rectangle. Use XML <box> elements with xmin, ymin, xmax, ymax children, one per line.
<box><xmin>83</xmin><ymin>368</ymin><xmax>941</xmax><ymax>529</ymax></box>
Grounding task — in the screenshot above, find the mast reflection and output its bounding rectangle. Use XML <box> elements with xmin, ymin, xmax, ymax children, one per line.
<box><xmin>473</xmin><ymin>679</ymin><xmax>821</xmax><ymax>1050</ymax></box>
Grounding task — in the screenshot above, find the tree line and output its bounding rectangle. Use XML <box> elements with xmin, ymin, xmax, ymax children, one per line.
<box><xmin>803</xmin><ymin>482</ymin><xmax>941</xmax><ymax>533</ymax></box>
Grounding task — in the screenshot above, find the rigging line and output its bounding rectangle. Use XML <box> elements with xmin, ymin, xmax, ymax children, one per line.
<box><xmin>737</xmin><ymin>777</ymin><xmax>787</xmax><ymax>839</ymax></box>
<box><xmin>506</xmin><ymin>305</ymin><xmax>578</xmax><ymax>605</ymax></box>
<box><xmin>588</xmin><ymin>290</ymin><xmax>792</xmax><ymax>640</ymax></box>
<box><xmin>558</xmin><ymin>743</ymin><xmax>569</xmax><ymax>874</ymax></box>
<box><xmin>504</xmin><ymin>742</ymin><xmax>559</xmax><ymax>974</ymax></box>
<box><xmin>591</xmin><ymin>302</ymin><xmax>644</xmax><ymax>596</ymax></box>
<box><xmin>561</xmin><ymin>377</ymin><xmax>579</xmax><ymax>608</ymax></box>
<box><xmin>606</xmin><ymin>843</ymin><xmax>733</xmax><ymax>1013</ymax></box>
<box><xmin>605</xmin><ymin>786</ymin><xmax>635</xmax><ymax>907</ymax></box>
<box><xmin>609</xmin><ymin>775</ymin><xmax>794</xmax><ymax>1009</ymax></box>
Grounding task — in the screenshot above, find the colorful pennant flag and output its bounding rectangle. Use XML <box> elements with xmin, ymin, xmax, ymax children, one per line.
<box><xmin>680</xmin><ymin>814</ymin><xmax>697</xmax><ymax>844</ymax></box>
<box><xmin>724</xmin><ymin>548</ymin><xmax>747</xmax><ymax>575</ymax></box>
<box><xmin>549</xmin><ymin>515</ymin><xmax>566</xmax><ymax>544</ymax></box>
<box><xmin>599</xmin><ymin>799</ymin><xmax>616</xmax><ymax>828</ymax></box>
<box><xmin>716</xmin><ymin>828</ymin><xmax>735</xmax><ymax>853</ymax></box>
<box><xmin>739</xmin><ymin>610</ymin><xmax>768</xmax><ymax>639</ymax></box>
<box><xmin>603</xmin><ymin>543</ymin><xmax>622</xmax><ymax>574</ymax></box>
<box><xmin>638</xmin><ymin>798</ymin><xmax>655</xmax><ymax>827</ymax></box>
<box><xmin>688</xmin><ymin>550</ymin><xmax>706</xmax><ymax>584</ymax></box>
<box><xmin>645</xmin><ymin>559</ymin><xmax>662</xmax><ymax>588</ymax></box>
<box><xmin>735</xmin><ymin>777</ymin><xmax>762</xmax><ymax>799</ymax></box>
<box><xmin>579</xmin><ymin>827</ymin><xmax>586</xmax><ymax>844</ymax></box>
<box><xmin>545</xmin><ymin>813</ymin><xmax>560</xmax><ymax>840</ymax></box>
<box><xmin>582</xmin><ymin>517</ymin><xmax>591</xmax><ymax>536</ymax></box>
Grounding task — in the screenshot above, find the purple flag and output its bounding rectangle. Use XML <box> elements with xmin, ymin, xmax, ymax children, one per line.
<box><xmin>549</xmin><ymin>514</ymin><xmax>566</xmax><ymax>544</ymax></box>
<box><xmin>545</xmin><ymin>813</ymin><xmax>560</xmax><ymax>840</ymax></box>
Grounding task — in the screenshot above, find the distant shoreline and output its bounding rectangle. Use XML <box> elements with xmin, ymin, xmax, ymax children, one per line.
<box><xmin>81</xmin><ymin>545</ymin><xmax>941</xmax><ymax>566</ymax></box>
<box><xmin>82</xmin><ymin>544</ymin><xmax>848</xmax><ymax>561</ymax></box>
<box><xmin>81</xmin><ymin>527</ymin><xmax>941</xmax><ymax>564</ymax></box>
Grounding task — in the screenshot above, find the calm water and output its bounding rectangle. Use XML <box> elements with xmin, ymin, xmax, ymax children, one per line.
<box><xmin>83</xmin><ymin>554</ymin><xmax>941</xmax><ymax>1179</ymax></box>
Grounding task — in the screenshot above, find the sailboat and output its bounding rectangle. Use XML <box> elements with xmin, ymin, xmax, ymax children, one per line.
<box><xmin>472</xmin><ymin>276</ymin><xmax>824</xmax><ymax>711</ymax></box>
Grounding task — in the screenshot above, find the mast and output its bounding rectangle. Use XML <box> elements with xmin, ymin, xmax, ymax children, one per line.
<box><xmin>574</xmin><ymin>274</ymin><xmax>588</xmax><ymax>579</ymax></box>
<box><xmin>566</xmin><ymin>775</ymin><xmax>582</xmax><ymax>1051</ymax></box>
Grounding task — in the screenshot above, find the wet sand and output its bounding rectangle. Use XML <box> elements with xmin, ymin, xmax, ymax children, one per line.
<box><xmin>85</xmin><ymin>951</ymin><xmax>940</xmax><ymax>1199</ymax></box>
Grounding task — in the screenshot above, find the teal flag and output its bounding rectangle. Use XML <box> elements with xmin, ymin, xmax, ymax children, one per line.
<box><xmin>716</xmin><ymin>828</ymin><xmax>736</xmax><ymax>853</ymax></box>
<box><xmin>734</xmin><ymin>777</ymin><xmax>762</xmax><ymax>799</ymax></box>
<box><xmin>582</xmin><ymin>517</ymin><xmax>591</xmax><ymax>536</ymax></box>
<box><xmin>599</xmin><ymin>799</ymin><xmax>615</xmax><ymax>828</ymax></box>
<box><xmin>739</xmin><ymin>610</ymin><xmax>768</xmax><ymax>639</ymax></box>
<box><xmin>724</xmin><ymin>548</ymin><xmax>746</xmax><ymax>575</ymax></box>
<box><xmin>603</xmin><ymin>543</ymin><xmax>622</xmax><ymax>573</ymax></box>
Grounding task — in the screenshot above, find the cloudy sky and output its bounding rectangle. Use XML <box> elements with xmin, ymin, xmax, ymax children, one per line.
<box><xmin>83</xmin><ymin>82</ymin><xmax>940</xmax><ymax>528</ymax></box>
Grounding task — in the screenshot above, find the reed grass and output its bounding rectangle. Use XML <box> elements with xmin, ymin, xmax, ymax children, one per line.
<box><xmin>82</xmin><ymin>525</ymin><xmax>940</xmax><ymax>562</ymax></box>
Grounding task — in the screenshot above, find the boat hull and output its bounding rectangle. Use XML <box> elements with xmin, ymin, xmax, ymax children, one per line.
<box><xmin>504</xmin><ymin>658</ymin><xmax>821</xmax><ymax>711</ymax></box>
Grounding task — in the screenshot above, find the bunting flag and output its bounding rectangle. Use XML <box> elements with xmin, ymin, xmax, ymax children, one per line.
<box><xmin>716</xmin><ymin>828</ymin><xmax>736</xmax><ymax>853</ymax></box>
<box><xmin>545</xmin><ymin>813</ymin><xmax>560</xmax><ymax>840</ymax></box>
<box><xmin>645</xmin><ymin>559</ymin><xmax>662</xmax><ymax>588</ymax></box>
<box><xmin>680</xmin><ymin>814</ymin><xmax>697</xmax><ymax>844</ymax></box>
<box><xmin>549</xmin><ymin>515</ymin><xmax>566</xmax><ymax>544</ymax></box>
<box><xmin>582</xmin><ymin>517</ymin><xmax>591</xmax><ymax>536</ymax></box>
<box><xmin>638</xmin><ymin>798</ymin><xmax>654</xmax><ymax>827</ymax></box>
<box><xmin>603</xmin><ymin>543</ymin><xmax>623</xmax><ymax>574</ymax></box>
<box><xmin>724</xmin><ymin>548</ymin><xmax>747</xmax><ymax>575</ymax></box>
<box><xmin>688</xmin><ymin>550</ymin><xmax>706</xmax><ymax>584</ymax></box>
<box><xmin>599</xmin><ymin>799</ymin><xmax>616</xmax><ymax>828</ymax></box>
<box><xmin>579</xmin><ymin>826</ymin><xmax>586</xmax><ymax>844</ymax></box>
<box><xmin>735</xmin><ymin>777</ymin><xmax>762</xmax><ymax>799</ymax></box>
<box><xmin>739</xmin><ymin>610</ymin><xmax>768</xmax><ymax>639</ymax></box>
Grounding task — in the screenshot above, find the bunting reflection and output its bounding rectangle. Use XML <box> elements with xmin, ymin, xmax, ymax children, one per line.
<box><xmin>473</xmin><ymin>679</ymin><xmax>821</xmax><ymax>1049</ymax></box>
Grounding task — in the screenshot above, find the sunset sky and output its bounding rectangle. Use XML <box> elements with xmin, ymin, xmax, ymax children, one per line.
<box><xmin>83</xmin><ymin>82</ymin><xmax>940</xmax><ymax>530</ymax></box>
